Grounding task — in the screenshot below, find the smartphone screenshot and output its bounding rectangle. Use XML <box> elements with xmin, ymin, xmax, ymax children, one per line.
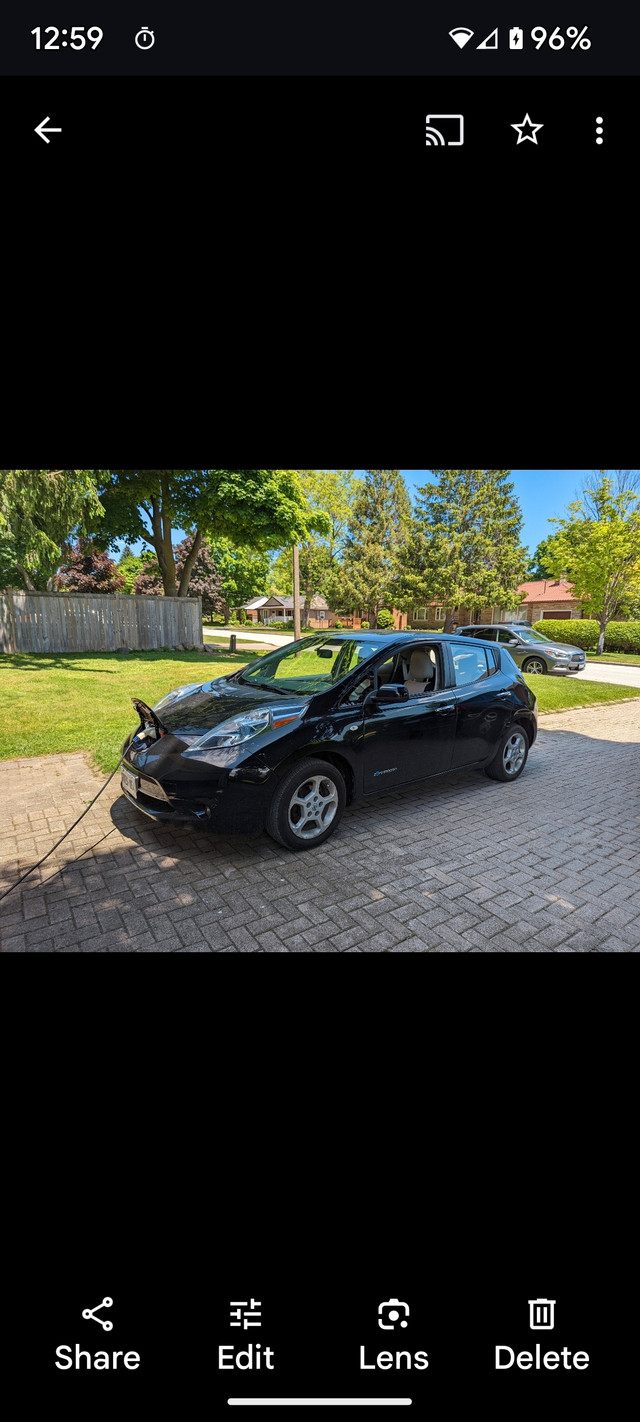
<box><xmin>1</xmin><ymin>2</ymin><xmax>635</xmax><ymax>211</ymax></box>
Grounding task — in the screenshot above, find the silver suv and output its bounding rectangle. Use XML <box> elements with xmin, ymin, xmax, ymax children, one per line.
<box><xmin>456</xmin><ymin>623</ymin><xmax>587</xmax><ymax>675</ymax></box>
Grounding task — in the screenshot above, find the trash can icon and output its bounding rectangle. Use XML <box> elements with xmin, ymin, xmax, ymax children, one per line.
<box><xmin>528</xmin><ymin>1298</ymin><xmax>556</xmax><ymax>1329</ymax></box>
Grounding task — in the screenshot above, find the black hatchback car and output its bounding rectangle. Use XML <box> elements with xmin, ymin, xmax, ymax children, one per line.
<box><xmin>120</xmin><ymin>631</ymin><xmax>538</xmax><ymax>851</ymax></box>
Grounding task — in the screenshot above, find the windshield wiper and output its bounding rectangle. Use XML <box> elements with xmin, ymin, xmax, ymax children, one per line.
<box><xmin>236</xmin><ymin>677</ymin><xmax>292</xmax><ymax>695</ymax></box>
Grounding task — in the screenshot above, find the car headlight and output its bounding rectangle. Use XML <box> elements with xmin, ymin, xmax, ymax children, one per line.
<box><xmin>187</xmin><ymin>705</ymin><xmax>306</xmax><ymax>750</ymax></box>
<box><xmin>154</xmin><ymin>683</ymin><xmax>203</xmax><ymax>711</ymax></box>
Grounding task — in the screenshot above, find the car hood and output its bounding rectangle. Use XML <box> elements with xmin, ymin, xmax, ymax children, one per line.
<box><xmin>533</xmin><ymin>638</ymin><xmax>584</xmax><ymax>653</ymax></box>
<box><xmin>149</xmin><ymin>675</ymin><xmax>306</xmax><ymax>737</ymax></box>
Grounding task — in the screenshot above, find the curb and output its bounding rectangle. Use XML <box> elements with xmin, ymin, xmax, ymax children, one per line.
<box><xmin>538</xmin><ymin>694</ymin><xmax>640</xmax><ymax>718</ymax></box>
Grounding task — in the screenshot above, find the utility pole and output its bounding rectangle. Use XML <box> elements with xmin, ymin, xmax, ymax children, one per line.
<box><xmin>292</xmin><ymin>544</ymin><xmax>301</xmax><ymax>641</ymax></box>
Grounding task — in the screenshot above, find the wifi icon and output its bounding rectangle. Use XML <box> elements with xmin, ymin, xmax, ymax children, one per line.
<box><xmin>449</xmin><ymin>27</ymin><xmax>474</xmax><ymax>49</ymax></box>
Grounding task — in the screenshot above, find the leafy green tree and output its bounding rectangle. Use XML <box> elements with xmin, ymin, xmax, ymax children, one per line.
<box><xmin>270</xmin><ymin>470</ymin><xmax>357</xmax><ymax>625</ymax></box>
<box><xmin>93</xmin><ymin>470</ymin><xmax>329</xmax><ymax>597</ymax></box>
<box><xmin>117</xmin><ymin>547</ymin><xmax>157</xmax><ymax>593</ymax></box>
<box><xmin>326</xmin><ymin>469</ymin><xmax>411</xmax><ymax>627</ymax></box>
<box><xmin>0</xmin><ymin>469</ymin><xmax>105</xmax><ymax>591</ymax></box>
<box><xmin>525</xmin><ymin>537</ymin><xmax>557</xmax><ymax>579</ymax></box>
<box><xmin>208</xmin><ymin>539</ymin><xmax>271</xmax><ymax>622</ymax></box>
<box><xmin>399</xmin><ymin>470</ymin><xmax>527</xmax><ymax>632</ymax></box>
<box><xmin>545</xmin><ymin>475</ymin><xmax>640</xmax><ymax>653</ymax></box>
<box><xmin>55</xmin><ymin>539</ymin><xmax>125</xmax><ymax>593</ymax></box>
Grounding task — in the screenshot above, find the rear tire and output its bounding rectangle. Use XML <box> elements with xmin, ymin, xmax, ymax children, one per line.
<box><xmin>265</xmin><ymin>758</ymin><xmax>346</xmax><ymax>851</ymax></box>
<box><xmin>522</xmin><ymin>656</ymin><xmax>547</xmax><ymax>674</ymax></box>
<box><xmin>485</xmin><ymin>726</ymin><xmax>529</xmax><ymax>782</ymax></box>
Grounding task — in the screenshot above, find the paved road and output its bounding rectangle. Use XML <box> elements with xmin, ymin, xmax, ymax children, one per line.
<box><xmin>2</xmin><ymin>699</ymin><xmax>640</xmax><ymax>953</ymax></box>
<box><xmin>572</xmin><ymin>662</ymin><xmax>640</xmax><ymax>689</ymax></box>
<box><xmin>204</xmin><ymin>626</ymin><xmax>289</xmax><ymax>647</ymax></box>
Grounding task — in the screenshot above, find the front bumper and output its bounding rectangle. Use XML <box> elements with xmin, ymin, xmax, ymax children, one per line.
<box><xmin>119</xmin><ymin>759</ymin><xmax>273</xmax><ymax>834</ymax></box>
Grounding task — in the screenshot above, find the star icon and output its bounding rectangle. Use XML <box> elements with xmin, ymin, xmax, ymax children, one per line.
<box><xmin>511</xmin><ymin>113</ymin><xmax>544</xmax><ymax>144</ymax></box>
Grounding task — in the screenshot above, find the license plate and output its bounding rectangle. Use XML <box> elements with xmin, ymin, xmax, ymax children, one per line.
<box><xmin>121</xmin><ymin>769</ymin><xmax>138</xmax><ymax>797</ymax></box>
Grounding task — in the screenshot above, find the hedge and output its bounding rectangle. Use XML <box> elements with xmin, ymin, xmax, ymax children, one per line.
<box><xmin>601</xmin><ymin>620</ymin><xmax>640</xmax><ymax>653</ymax></box>
<box><xmin>532</xmin><ymin>618</ymin><xmax>640</xmax><ymax>653</ymax></box>
<box><xmin>532</xmin><ymin>619</ymin><xmax>599</xmax><ymax>650</ymax></box>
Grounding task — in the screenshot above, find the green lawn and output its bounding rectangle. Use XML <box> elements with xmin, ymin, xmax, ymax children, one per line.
<box><xmin>524</xmin><ymin>675</ymin><xmax>640</xmax><ymax>713</ymax></box>
<box><xmin>0</xmin><ymin>649</ymin><xmax>261</xmax><ymax>773</ymax></box>
<box><xmin>2</xmin><ymin>651</ymin><xmax>639</xmax><ymax>776</ymax></box>
<box><xmin>586</xmin><ymin>652</ymin><xmax>640</xmax><ymax>665</ymax></box>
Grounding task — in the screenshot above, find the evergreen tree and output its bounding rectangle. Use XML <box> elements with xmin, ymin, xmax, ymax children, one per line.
<box><xmin>0</xmin><ymin>469</ymin><xmax>105</xmax><ymax>590</ymax></box>
<box><xmin>327</xmin><ymin>470</ymin><xmax>411</xmax><ymax>627</ymax></box>
<box><xmin>399</xmin><ymin>470</ymin><xmax>527</xmax><ymax>632</ymax></box>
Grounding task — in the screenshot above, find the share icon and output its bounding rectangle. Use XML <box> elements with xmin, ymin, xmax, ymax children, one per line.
<box><xmin>82</xmin><ymin>1297</ymin><xmax>114</xmax><ymax>1330</ymax></box>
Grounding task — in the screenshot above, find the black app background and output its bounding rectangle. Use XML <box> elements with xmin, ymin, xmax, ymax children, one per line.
<box><xmin>7</xmin><ymin>1219</ymin><xmax>634</xmax><ymax>1422</ymax></box>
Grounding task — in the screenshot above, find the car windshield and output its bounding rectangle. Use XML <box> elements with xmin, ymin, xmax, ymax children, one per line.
<box><xmin>236</xmin><ymin>634</ymin><xmax>383</xmax><ymax>696</ymax></box>
<box><xmin>510</xmin><ymin>627</ymin><xmax>558</xmax><ymax>643</ymax></box>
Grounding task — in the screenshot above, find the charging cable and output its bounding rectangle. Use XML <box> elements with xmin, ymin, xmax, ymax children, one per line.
<box><xmin>0</xmin><ymin>753</ymin><xmax>126</xmax><ymax>903</ymax></box>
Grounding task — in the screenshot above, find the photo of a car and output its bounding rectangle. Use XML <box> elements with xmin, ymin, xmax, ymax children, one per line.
<box><xmin>456</xmin><ymin>623</ymin><xmax>587</xmax><ymax>675</ymax></box>
<box><xmin>120</xmin><ymin>630</ymin><xmax>538</xmax><ymax>850</ymax></box>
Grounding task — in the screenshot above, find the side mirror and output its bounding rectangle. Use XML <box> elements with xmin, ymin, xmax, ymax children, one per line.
<box><xmin>508</xmin><ymin>639</ymin><xmax>519</xmax><ymax>646</ymax></box>
<box><xmin>316</xmin><ymin>647</ymin><xmax>333</xmax><ymax>658</ymax></box>
<box><xmin>372</xmin><ymin>683</ymin><xmax>410</xmax><ymax>704</ymax></box>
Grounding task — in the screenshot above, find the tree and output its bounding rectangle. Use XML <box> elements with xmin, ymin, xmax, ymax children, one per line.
<box><xmin>399</xmin><ymin>470</ymin><xmax>527</xmax><ymax>632</ymax></box>
<box><xmin>133</xmin><ymin>535</ymin><xmax>225</xmax><ymax>619</ymax></box>
<box><xmin>0</xmin><ymin>470</ymin><xmax>105</xmax><ymax>591</ymax></box>
<box><xmin>55</xmin><ymin>539</ymin><xmax>125</xmax><ymax>593</ymax></box>
<box><xmin>269</xmin><ymin>470</ymin><xmax>357</xmax><ymax>625</ymax></box>
<box><xmin>545</xmin><ymin>475</ymin><xmax>640</xmax><ymax>653</ymax></box>
<box><xmin>92</xmin><ymin>470</ymin><xmax>329</xmax><ymax>597</ymax></box>
<box><xmin>327</xmin><ymin>470</ymin><xmax>411</xmax><ymax>627</ymax></box>
<box><xmin>117</xmin><ymin>547</ymin><xmax>158</xmax><ymax>593</ymax></box>
<box><xmin>525</xmin><ymin>537</ymin><xmax>557</xmax><ymax>579</ymax></box>
<box><xmin>208</xmin><ymin>539</ymin><xmax>271</xmax><ymax>622</ymax></box>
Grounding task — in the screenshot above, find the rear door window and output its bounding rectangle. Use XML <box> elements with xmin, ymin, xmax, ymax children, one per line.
<box><xmin>452</xmin><ymin>643</ymin><xmax>491</xmax><ymax>686</ymax></box>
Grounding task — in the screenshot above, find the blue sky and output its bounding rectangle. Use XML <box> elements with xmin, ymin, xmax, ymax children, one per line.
<box><xmin>118</xmin><ymin>469</ymin><xmax>596</xmax><ymax>560</ymax></box>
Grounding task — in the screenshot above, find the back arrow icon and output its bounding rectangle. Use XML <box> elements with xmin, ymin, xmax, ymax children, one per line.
<box><xmin>35</xmin><ymin>117</ymin><xmax>62</xmax><ymax>143</ymax></box>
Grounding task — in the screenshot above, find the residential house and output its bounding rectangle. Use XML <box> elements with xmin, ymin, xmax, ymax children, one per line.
<box><xmin>240</xmin><ymin>594</ymin><xmax>408</xmax><ymax>629</ymax></box>
<box><xmin>411</xmin><ymin>579</ymin><xmax>585</xmax><ymax>628</ymax></box>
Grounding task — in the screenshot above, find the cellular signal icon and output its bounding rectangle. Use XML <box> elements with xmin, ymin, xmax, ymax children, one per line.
<box><xmin>449</xmin><ymin>27</ymin><xmax>474</xmax><ymax>49</ymax></box>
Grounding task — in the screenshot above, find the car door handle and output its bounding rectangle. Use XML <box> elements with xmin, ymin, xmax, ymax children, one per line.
<box><xmin>435</xmin><ymin>703</ymin><xmax>456</xmax><ymax>714</ymax></box>
<box><xmin>497</xmin><ymin>691</ymin><xmax>512</xmax><ymax>698</ymax></box>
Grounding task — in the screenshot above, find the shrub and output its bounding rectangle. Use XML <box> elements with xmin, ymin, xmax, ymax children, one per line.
<box><xmin>532</xmin><ymin>619</ymin><xmax>599</xmax><ymax>651</ymax></box>
<box><xmin>602</xmin><ymin>620</ymin><xmax>640</xmax><ymax>653</ymax></box>
<box><xmin>335</xmin><ymin>620</ymin><xmax>344</xmax><ymax>629</ymax></box>
<box><xmin>237</xmin><ymin>608</ymin><xmax>247</xmax><ymax>624</ymax></box>
<box><xmin>376</xmin><ymin>608</ymin><xmax>395</xmax><ymax>629</ymax></box>
<box><xmin>361</xmin><ymin>620</ymin><xmax>370</xmax><ymax>629</ymax></box>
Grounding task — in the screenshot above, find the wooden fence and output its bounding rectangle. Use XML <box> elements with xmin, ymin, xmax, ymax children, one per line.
<box><xmin>0</xmin><ymin>591</ymin><xmax>203</xmax><ymax>654</ymax></box>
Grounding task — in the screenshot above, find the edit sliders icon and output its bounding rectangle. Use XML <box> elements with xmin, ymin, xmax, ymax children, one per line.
<box><xmin>449</xmin><ymin>27</ymin><xmax>474</xmax><ymax>49</ymax></box>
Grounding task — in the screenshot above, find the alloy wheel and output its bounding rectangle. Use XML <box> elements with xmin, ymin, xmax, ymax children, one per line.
<box><xmin>502</xmin><ymin>731</ymin><xmax>527</xmax><ymax>776</ymax></box>
<box><xmin>288</xmin><ymin>774</ymin><xmax>339</xmax><ymax>840</ymax></box>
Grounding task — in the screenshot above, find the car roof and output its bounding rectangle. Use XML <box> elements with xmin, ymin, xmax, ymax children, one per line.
<box><xmin>316</xmin><ymin>631</ymin><xmax>460</xmax><ymax>641</ymax></box>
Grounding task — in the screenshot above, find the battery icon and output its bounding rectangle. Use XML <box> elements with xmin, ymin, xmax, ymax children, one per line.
<box><xmin>509</xmin><ymin>27</ymin><xmax>524</xmax><ymax>48</ymax></box>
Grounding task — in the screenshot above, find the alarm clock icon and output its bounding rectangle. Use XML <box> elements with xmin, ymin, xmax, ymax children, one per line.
<box><xmin>135</xmin><ymin>27</ymin><xmax>155</xmax><ymax>49</ymax></box>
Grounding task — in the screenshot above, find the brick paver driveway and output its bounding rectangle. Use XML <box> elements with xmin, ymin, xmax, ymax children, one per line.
<box><xmin>2</xmin><ymin>700</ymin><xmax>640</xmax><ymax>952</ymax></box>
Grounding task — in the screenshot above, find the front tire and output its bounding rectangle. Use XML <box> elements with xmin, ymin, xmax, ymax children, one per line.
<box><xmin>522</xmin><ymin>656</ymin><xmax>547</xmax><ymax>674</ymax></box>
<box><xmin>485</xmin><ymin>726</ymin><xmax>529</xmax><ymax>782</ymax></box>
<box><xmin>265</xmin><ymin>758</ymin><xmax>346</xmax><ymax>851</ymax></box>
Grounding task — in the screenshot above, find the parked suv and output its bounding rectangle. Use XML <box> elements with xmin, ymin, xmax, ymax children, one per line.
<box><xmin>456</xmin><ymin>623</ymin><xmax>586</xmax><ymax>675</ymax></box>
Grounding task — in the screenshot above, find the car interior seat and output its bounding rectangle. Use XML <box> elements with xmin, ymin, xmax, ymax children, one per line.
<box><xmin>404</xmin><ymin>649</ymin><xmax>437</xmax><ymax>696</ymax></box>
